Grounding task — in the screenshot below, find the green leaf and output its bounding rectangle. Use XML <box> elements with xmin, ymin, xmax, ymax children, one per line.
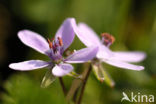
<box><xmin>41</xmin><ymin>69</ymin><xmax>56</xmax><ymax>88</ymax></box>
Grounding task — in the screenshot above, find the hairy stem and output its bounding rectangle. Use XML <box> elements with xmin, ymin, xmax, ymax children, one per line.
<box><xmin>76</xmin><ymin>64</ymin><xmax>92</xmax><ymax>104</ymax></box>
<box><xmin>59</xmin><ymin>77</ymin><xmax>66</xmax><ymax>96</ymax></box>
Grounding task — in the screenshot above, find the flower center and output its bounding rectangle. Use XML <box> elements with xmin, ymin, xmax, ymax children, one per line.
<box><xmin>101</xmin><ymin>33</ymin><xmax>115</xmax><ymax>47</ymax></box>
<box><xmin>47</xmin><ymin>37</ymin><xmax>64</xmax><ymax>62</ymax></box>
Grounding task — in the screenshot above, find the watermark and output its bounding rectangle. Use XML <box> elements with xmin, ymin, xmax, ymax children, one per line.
<box><xmin>121</xmin><ymin>92</ymin><xmax>154</xmax><ymax>103</ymax></box>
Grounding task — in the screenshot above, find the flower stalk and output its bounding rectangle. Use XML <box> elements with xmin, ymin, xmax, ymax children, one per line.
<box><xmin>76</xmin><ymin>64</ymin><xmax>92</xmax><ymax>104</ymax></box>
<box><xmin>59</xmin><ymin>77</ymin><xmax>67</xmax><ymax>96</ymax></box>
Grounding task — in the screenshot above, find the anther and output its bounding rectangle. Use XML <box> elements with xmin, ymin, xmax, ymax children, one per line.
<box><xmin>47</xmin><ymin>38</ymin><xmax>53</xmax><ymax>49</ymax></box>
<box><xmin>58</xmin><ymin>37</ymin><xmax>63</xmax><ymax>46</ymax></box>
<box><xmin>101</xmin><ymin>33</ymin><xmax>115</xmax><ymax>47</ymax></box>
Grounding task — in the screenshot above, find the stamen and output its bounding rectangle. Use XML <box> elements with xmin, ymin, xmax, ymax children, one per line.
<box><xmin>47</xmin><ymin>37</ymin><xmax>63</xmax><ymax>61</ymax></box>
<box><xmin>101</xmin><ymin>33</ymin><xmax>115</xmax><ymax>47</ymax></box>
<box><xmin>58</xmin><ymin>37</ymin><xmax>63</xmax><ymax>46</ymax></box>
<box><xmin>47</xmin><ymin>38</ymin><xmax>53</xmax><ymax>49</ymax></box>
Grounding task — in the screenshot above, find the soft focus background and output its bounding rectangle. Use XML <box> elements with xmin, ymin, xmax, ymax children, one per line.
<box><xmin>0</xmin><ymin>0</ymin><xmax>156</xmax><ymax>104</ymax></box>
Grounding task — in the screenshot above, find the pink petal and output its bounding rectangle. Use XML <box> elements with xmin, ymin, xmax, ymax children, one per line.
<box><xmin>18</xmin><ymin>30</ymin><xmax>49</xmax><ymax>55</ymax></box>
<box><xmin>55</xmin><ymin>18</ymin><xmax>76</xmax><ymax>51</ymax></box>
<box><xmin>65</xmin><ymin>46</ymin><xmax>98</xmax><ymax>63</ymax></box>
<box><xmin>74</xmin><ymin>22</ymin><xmax>101</xmax><ymax>47</ymax></box>
<box><xmin>52</xmin><ymin>64</ymin><xmax>73</xmax><ymax>77</ymax></box>
<box><xmin>102</xmin><ymin>59</ymin><xmax>144</xmax><ymax>71</ymax></box>
<box><xmin>111</xmin><ymin>51</ymin><xmax>146</xmax><ymax>62</ymax></box>
<box><xmin>9</xmin><ymin>60</ymin><xmax>49</xmax><ymax>71</ymax></box>
<box><xmin>96</xmin><ymin>45</ymin><xmax>113</xmax><ymax>59</ymax></box>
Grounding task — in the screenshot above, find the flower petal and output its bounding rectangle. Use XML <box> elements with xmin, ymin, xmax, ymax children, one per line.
<box><xmin>65</xmin><ymin>46</ymin><xmax>98</xmax><ymax>63</ymax></box>
<box><xmin>9</xmin><ymin>60</ymin><xmax>49</xmax><ymax>71</ymax></box>
<box><xmin>55</xmin><ymin>18</ymin><xmax>76</xmax><ymax>51</ymax></box>
<box><xmin>111</xmin><ymin>51</ymin><xmax>146</xmax><ymax>62</ymax></box>
<box><xmin>18</xmin><ymin>30</ymin><xmax>49</xmax><ymax>55</ymax></box>
<box><xmin>74</xmin><ymin>23</ymin><xmax>101</xmax><ymax>47</ymax></box>
<box><xmin>96</xmin><ymin>45</ymin><xmax>113</xmax><ymax>59</ymax></box>
<box><xmin>102</xmin><ymin>59</ymin><xmax>144</xmax><ymax>71</ymax></box>
<box><xmin>52</xmin><ymin>64</ymin><xmax>73</xmax><ymax>77</ymax></box>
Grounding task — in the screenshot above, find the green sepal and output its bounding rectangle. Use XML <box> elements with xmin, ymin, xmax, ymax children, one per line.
<box><xmin>92</xmin><ymin>63</ymin><xmax>115</xmax><ymax>87</ymax></box>
<box><xmin>92</xmin><ymin>64</ymin><xmax>105</xmax><ymax>82</ymax></box>
<box><xmin>67</xmin><ymin>71</ymin><xmax>82</xmax><ymax>79</ymax></box>
<box><xmin>41</xmin><ymin>69</ymin><xmax>56</xmax><ymax>88</ymax></box>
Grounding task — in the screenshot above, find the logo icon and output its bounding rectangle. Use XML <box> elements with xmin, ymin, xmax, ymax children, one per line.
<box><xmin>121</xmin><ymin>92</ymin><xmax>154</xmax><ymax>103</ymax></box>
<box><xmin>121</xmin><ymin>92</ymin><xmax>131</xmax><ymax>102</ymax></box>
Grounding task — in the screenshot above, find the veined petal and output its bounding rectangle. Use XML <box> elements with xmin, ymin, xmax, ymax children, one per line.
<box><xmin>111</xmin><ymin>51</ymin><xmax>146</xmax><ymax>62</ymax></box>
<box><xmin>18</xmin><ymin>30</ymin><xmax>49</xmax><ymax>55</ymax></box>
<box><xmin>102</xmin><ymin>59</ymin><xmax>144</xmax><ymax>71</ymax></box>
<box><xmin>9</xmin><ymin>60</ymin><xmax>49</xmax><ymax>71</ymax></box>
<box><xmin>96</xmin><ymin>45</ymin><xmax>113</xmax><ymax>59</ymax></box>
<box><xmin>74</xmin><ymin>23</ymin><xmax>101</xmax><ymax>47</ymax></box>
<box><xmin>65</xmin><ymin>46</ymin><xmax>98</xmax><ymax>63</ymax></box>
<box><xmin>52</xmin><ymin>64</ymin><xmax>73</xmax><ymax>77</ymax></box>
<box><xmin>55</xmin><ymin>18</ymin><xmax>76</xmax><ymax>51</ymax></box>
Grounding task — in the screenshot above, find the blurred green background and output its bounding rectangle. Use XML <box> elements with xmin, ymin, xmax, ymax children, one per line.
<box><xmin>0</xmin><ymin>0</ymin><xmax>156</xmax><ymax>104</ymax></box>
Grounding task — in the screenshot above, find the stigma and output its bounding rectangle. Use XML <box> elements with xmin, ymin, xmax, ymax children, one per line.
<box><xmin>101</xmin><ymin>33</ymin><xmax>115</xmax><ymax>47</ymax></box>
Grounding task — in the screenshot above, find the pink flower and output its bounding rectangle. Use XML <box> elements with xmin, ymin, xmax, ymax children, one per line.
<box><xmin>9</xmin><ymin>18</ymin><xmax>98</xmax><ymax>77</ymax></box>
<box><xmin>74</xmin><ymin>23</ymin><xmax>146</xmax><ymax>71</ymax></box>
